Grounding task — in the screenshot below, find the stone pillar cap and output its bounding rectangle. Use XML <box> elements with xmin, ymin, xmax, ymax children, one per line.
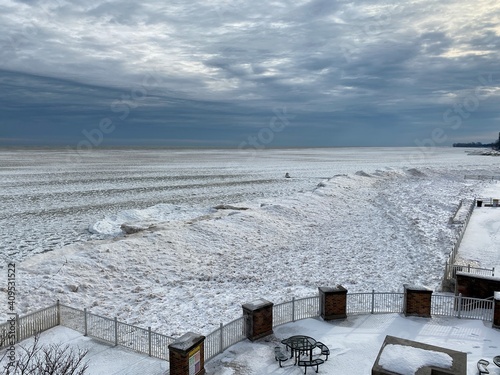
<box><xmin>404</xmin><ymin>284</ymin><xmax>432</xmax><ymax>291</ymax></box>
<box><xmin>168</xmin><ymin>332</ymin><xmax>205</xmax><ymax>351</ymax></box>
<box><xmin>242</xmin><ymin>298</ymin><xmax>273</xmax><ymax>310</ymax></box>
<box><xmin>495</xmin><ymin>291</ymin><xmax>500</xmax><ymax>300</ymax></box>
<box><xmin>318</xmin><ymin>285</ymin><xmax>347</xmax><ymax>293</ymax></box>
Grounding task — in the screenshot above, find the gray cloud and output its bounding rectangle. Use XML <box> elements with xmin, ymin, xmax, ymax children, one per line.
<box><xmin>0</xmin><ymin>0</ymin><xmax>499</xmax><ymax>147</ymax></box>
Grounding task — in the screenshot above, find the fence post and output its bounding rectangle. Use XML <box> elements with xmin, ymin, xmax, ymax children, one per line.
<box><xmin>56</xmin><ymin>300</ymin><xmax>60</xmax><ymax>326</ymax></box>
<box><xmin>403</xmin><ymin>285</ymin><xmax>432</xmax><ymax>318</ymax></box>
<box><xmin>292</xmin><ymin>297</ymin><xmax>296</xmax><ymax>322</ymax></box>
<box><xmin>84</xmin><ymin>308</ymin><xmax>88</xmax><ymax>336</ymax></box>
<box><xmin>458</xmin><ymin>293</ymin><xmax>462</xmax><ymax>319</ymax></box>
<box><xmin>493</xmin><ymin>267</ymin><xmax>496</xmax><ymax>277</ymax></box>
<box><xmin>493</xmin><ymin>292</ymin><xmax>500</xmax><ymax>329</ymax></box>
<box><xmin>114</xmin><ymin>317</ymin><xmax>118</xmax><ymax>346</ymax></box>
<box><xmin>319</xmin><ymin>286</ymin><xmax>347</xmax><ymax>320</ymax></box>
<box><xmin>242</xmin><ymin>299</ymin><xmax>274</xmax><ymax>341</ymax></box>
<box><xmin>371</xmin><ymin>290</ymin><xmax>375</xmax><ymax>314</ymax></box>
<box><xmin>219</xmin><ymin>323</ymin><xmax>224</xmax><ymax>354</ymax></box>
<box><xmin>148</xmin><ymin>327</ymin><xmax>152</xmax><ymax>357</ymax></box>
<box><xmin>168</xmin><ymin>333</ymin><xmax>206</xmax><ymax>375</ymax></box>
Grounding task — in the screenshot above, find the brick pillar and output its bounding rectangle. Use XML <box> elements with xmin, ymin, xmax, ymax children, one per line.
<box><xmin>242</xmin><ymin>298</ymin><xmax>273</xmax><ymax>341</ymax></box>
<box><xmin>168</xmin><ymin>332</ymin><xmax>206</xmax><ymax>375</ymax></box>
<box><xmin>404</xmin><ymin>285</ymin><xmax>433</xmax><ymax>318</ymax></box>
<box><xmin>319</xmin><ymin>285</ymin><xmax>347</xmax><ymax>320</ymax></box>
<box><xmin>493</xmin><ymin>292</ymin><xmax>500</xmax><ymax>329</ymax></box>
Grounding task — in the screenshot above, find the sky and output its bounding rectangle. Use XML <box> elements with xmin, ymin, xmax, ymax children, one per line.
<box><xmin>1</xmin><ymin>0</ymin><xmax>500</xmax><ymax>148</ymax></box>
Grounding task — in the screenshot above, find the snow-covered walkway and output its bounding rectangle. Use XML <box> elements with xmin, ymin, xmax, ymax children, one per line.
<box><xmin>0</xmin><ymin>326</ymin><xmax>169</xmax><ymax>375</ymax></box>
<box><xmin>457</xmin><ymin>183</ymin><xmax>500</xmax><ymax>269</ymax></box>
<box><xmin>206</xmin><ymin>313</ymin><xmax>500</xmax><ymax>374</ymax></box>
<box><xmin>6</xmin><ymin>312</ymin><xmax>500</xmax><ymax>375</ymax></box>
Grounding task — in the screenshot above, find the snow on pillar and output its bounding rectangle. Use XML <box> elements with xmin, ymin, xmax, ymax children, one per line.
<box><xmin>168</xmin><ymin>332</ymin><xmax>206</xmax><ymax>375</ymax></box>
<box><xmin>319</xmin><ymin>285</ymin><xmax>347</xmax><ymax>320</ymax></box>
<box><xmin>242</xmin><ymin>298</ymin><xmax>273</xmax><ymax>341</ymax></box>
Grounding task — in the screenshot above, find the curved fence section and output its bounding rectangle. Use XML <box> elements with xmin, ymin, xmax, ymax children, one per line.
<box><xmin>0</xmin><ymin>291</ymin><xmax>496</xmax><ymax>363</ymax></box>
<box><xmin>273</xmin><ymin>300</ymin><xmax>294</xmax><ymax>326</ymax></box>
<box><xmin>204</xmin><ymin>316</ymin><xmax>246</xmax><ymax>362</ymax></box>
<box><xmin>273</xmin><ymin>296</ymin><xmax>320</xmax><ymax>328</ymax></box>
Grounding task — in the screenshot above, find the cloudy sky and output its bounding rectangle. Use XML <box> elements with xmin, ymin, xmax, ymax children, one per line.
<box><xmin>1</xmin><ymin>0</ymin><xmax>499</xmax><ymax>148</ymax></box>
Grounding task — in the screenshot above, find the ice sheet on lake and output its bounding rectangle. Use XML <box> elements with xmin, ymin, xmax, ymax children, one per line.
<box><xmin>89</xmin><ymin>204</ymin><xmax>213</xmax><ymax>236</ymax></box>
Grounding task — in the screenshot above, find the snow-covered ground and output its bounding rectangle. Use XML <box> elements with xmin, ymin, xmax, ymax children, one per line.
<box><xmin>207</xmin><ymin>313</ymin><xmax>500</xmax><ymax>375</ymax></box>
<box><xmin>0</xmin><ymin>325</ymin><xmax>168</xmax><ymax>375</ymax></box>
<box><xmin>457</xmin><ymin>183</ymin><xmax>500</xmax><ymax>269</ymax></box>
<box><xmin>1</xmin><ymin>147</ymin><xmax>500</xmax><ymax>339</ymax></box>
<box><xmin>4</xmin><ymin>311</ymin><xmax>500</xmax><ymax>375</ymax></box>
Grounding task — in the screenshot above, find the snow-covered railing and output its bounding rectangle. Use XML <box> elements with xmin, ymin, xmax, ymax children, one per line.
<box><xmin>273</xmin><ymin>296</ymin><xmax>320</xmax><ymax>327</ymax></box>
<box><xmin>0</xmin><ymin>301</ymin><xmax>176</xmax><ymax>361</ymax></box>
<box><xmin>446</xmin><ymin>264</ymin><xmax>495</xmax><ymax>279</ymax></box>
<box><xmin>294</xmin><ymin>296</ymin><xmax>320</xmax><ymax>321</ymax></box>
<box><xmin>17</xmin><ymin>304</ymin><xmax>59</xmax><ymax>342</ymax></box>
<box><xmin>0</xmin><ymin>291</ymin><xmax>495</xmax><ymax>362</ymax></box>
<box><xmin>476</xmin><ymin>197</ymin><xmax>500</xmax><ymax>206</ymax></box>
<box><xmin>205</xmin><ymin>316</ymin><xmax>246</xmax><ymax>361</ymax></box>
<box><xmin>347</xmin><ymin>291</ymin><xmax>404</xmax><ymax>314</ymax></box>
<box><xmin>273</xmin><ymin>299</ymin><xmax>295</xmax><ymax>326</ymax></box>
<box><xmin>86</xmin><ymin>311</ymin><xmax>115</xmax><ymax>343</ymax></box>
<box><xmin>464</xmin><ymin>175</ymin><xmax>500</xmax><ymax>181</ymax></box>
<box><xmin>432</xmin><ymin>294</ymin><xmax>494</xmax><ymax>321</ymax></box>
<box><xmin>444</xmin><ymin>198</ymin><xmax>475</xmax><ymax>281</ymax></box>
<box><xmin>59</xmin><ymin>303</ymin><xmax>85</xmax><ymax>332</ymax></box>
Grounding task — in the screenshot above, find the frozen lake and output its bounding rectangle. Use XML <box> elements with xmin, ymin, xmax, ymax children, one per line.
<box><xmin>3</xmin><ymin>147</ymin><xmax>500</xmax><ymax>335</ymax></box>
<box><xmin>0</xmin><ymin>147</ymin><xmax>498</xmax><ymax>262</ymax></box>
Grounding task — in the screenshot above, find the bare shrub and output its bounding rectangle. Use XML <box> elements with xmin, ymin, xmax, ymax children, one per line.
<box><xmin>0</xmin><ymin>334</ymin><xmax>88</xmax><ymax>375</ymax></box>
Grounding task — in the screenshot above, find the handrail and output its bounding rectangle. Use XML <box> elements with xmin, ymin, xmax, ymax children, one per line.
<box><xmin>0</xmin><ymin>290</ymin><xmax>496</xmax><ymax>363</ymax></box>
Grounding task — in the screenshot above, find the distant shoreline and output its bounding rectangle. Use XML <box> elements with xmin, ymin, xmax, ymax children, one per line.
<box><xmin>0</xmin><ymin>145</ymin><xmax>456</xmax><ymax>151</ymax></box>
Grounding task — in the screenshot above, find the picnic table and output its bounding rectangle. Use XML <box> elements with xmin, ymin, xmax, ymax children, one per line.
<box><xmin>280</xmin><ymin>335</ymin><xmax>317</xmax><ymax>363</ymax></box>
<box><xmin>279</xmin><ymin>335</ymin><xmax>326</xmax><ymax>373</ymax></box>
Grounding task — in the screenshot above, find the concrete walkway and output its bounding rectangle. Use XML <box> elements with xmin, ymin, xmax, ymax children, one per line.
<box><xmin>457</xmin><ymin>184</ymin><xmax>500</xmax><ymax>269</ymax></box>
<box><xmin>2</xmin><ymin>326</ymin><xmax>169</xmax><ymax>375</ymax></box>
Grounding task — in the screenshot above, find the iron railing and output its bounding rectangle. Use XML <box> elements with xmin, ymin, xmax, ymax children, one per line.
<box><xmin>0</xmin><ymin>302</ymin><xmax>176</xmax><ymax>362</ymax></box>
<box><xmin>347</xmin><ymin>291</ymin><xmax>404</xmax><ymax>314</ymax></box>
<box><xmin>432</xmin><ymin>294</ymin><xmax>494</xmax><ymax>321</ymax></box>
<box><xmin>447</xmin><ymin>264</ymin><xmax>495</xmax><ymax>279</ymax></box>
<box><xmin>0</xmin><ymin>291</ymin><xmax>496</xmax><ymax>363</ymax></box>
<box><xmin>204</xmin><ymin>316</ymin><xmax>246</xmax><ymax>361</ymax></box>
<box><xmin>272</xmin><ymin>296</ymin><xmax>320</xmax><ymax>328</ymax></box>
<box><xmin>17</xmin><ymin>304</ymin><xmax>58</xmax><ymax>342</ymax></box>
<box><xmin>444</xmin><ymin>198</ymin><xmax>475</xmax><ymax>280</ymax></box>
<box><xmin>464</xmin><ymin>175</ymin><xmax>500</xmax><ymax>181</ymax></box>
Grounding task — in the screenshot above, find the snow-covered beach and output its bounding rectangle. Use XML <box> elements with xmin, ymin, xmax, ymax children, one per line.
<box><xmin>1</xmin><ymin>147</ymin><xmax>500</xmax><ymax>337</ymax></box>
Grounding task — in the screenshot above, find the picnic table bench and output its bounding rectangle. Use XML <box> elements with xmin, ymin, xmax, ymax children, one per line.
<box><xmin>478</xmin><ymin>359</ymin><xmax>489</xmax><ymax>374</ymax></box>
<box><xmin>315</xmin><ymin>342</ymin><xmax>329</xmax><ymax>360</ymax></box>
<box><xmin>274</xmin><ymin>346</ymin><xmax>289</xmax><ymax>367</ymax></box>
<box><xmin>298</xmin><ymin>358</ymin><xmax>325</xmax><ymax>374</ymax></box>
